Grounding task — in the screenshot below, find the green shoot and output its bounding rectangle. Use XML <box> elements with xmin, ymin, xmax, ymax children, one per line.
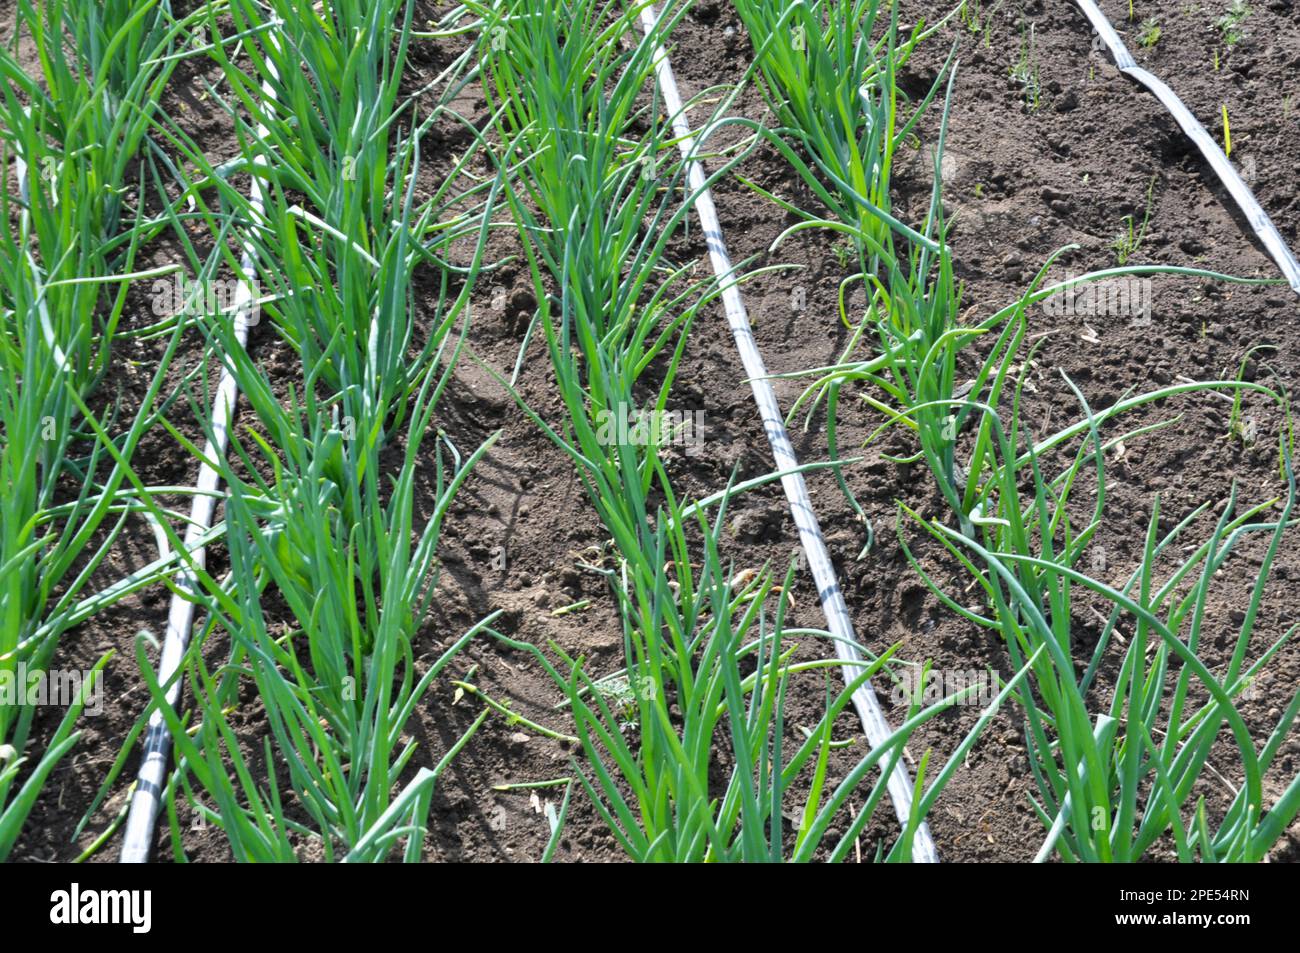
<box><xmin>1112</xmin><ymin>174</ymin><xmax>1158</xmax><ymax>266</ymax></box>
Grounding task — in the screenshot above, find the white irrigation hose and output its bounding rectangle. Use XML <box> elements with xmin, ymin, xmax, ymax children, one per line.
<box><xmin>119</xmin><ymin>61</ymin><xmax>279</xmax><ymax>865</ymax></box>
<box><xmin>637</xmin><ymin>5</ymin><xmax>938</xmax><ymax>862</ymax></box>
<box><xmin>1075</xmin><ymin>0</ymin><xmax>1300</xmax><ymax>297</ymax></box>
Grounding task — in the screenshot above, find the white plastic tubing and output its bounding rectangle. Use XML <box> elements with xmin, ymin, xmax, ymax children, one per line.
<box><xmin>119</xmin><ymin>58</ymin><xmax>279</xmax><ymax>863</ymax></box>
<box><xmin>637</xmin><ymin>6</ymin><xmax>939</xmax><ymax>862</ymax></box>
<box><xmin>1075</xmin><ymin>0</ymin><xmax>1300</xmax><ymax>296</ymax></box>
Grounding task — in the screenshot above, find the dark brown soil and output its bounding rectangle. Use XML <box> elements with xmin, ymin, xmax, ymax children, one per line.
<box><xmin>10</xmin><ymin>0</ymin><xmax>1300</xmax><ymax>863</ymax></box>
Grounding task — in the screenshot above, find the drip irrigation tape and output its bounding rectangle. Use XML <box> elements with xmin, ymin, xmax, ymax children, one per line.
<box><xmin>119</xmin><ymin>57</ymin><xmax>280</xmax><ymax>865</ymax></box>
<box><xmin>637</xmin><ymin>4</ymin><xmax>939</xmax><ymax>862</ymax></box>
<box><xmin>1074</xmin><ymin>0</ymin><xmax>1300</xmax><ymax>296</ymax></box>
